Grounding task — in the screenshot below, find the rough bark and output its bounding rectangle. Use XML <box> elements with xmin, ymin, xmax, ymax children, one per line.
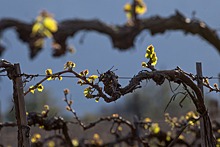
<box><xmin>0</xmin><ymin>11</ymin><xmax>220</xmax><ymax>58</ymax></box>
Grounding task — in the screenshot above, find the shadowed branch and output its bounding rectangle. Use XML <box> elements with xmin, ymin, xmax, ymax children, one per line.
<box><xmin>0</xmin><ymin>11</ymin><xmax>220</xmax><ymax>58</ymax></box>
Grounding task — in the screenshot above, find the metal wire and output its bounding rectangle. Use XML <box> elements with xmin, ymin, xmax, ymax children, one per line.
<box><xmin>0</xmin><ymin>74</ymin><xmax>219</xmax><ymax>80</ymax></box>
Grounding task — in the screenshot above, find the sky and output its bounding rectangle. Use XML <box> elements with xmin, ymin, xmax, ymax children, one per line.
<box><xmin>0</xmin><ymin>0</ymin><xmax>219</xmax><ymax>117</ymax></box>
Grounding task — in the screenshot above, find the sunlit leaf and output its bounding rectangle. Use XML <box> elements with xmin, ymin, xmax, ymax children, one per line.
<box><xmin>32</xmin><ymin>22</ymin><xmax>43</xmax><ymax>35</ymax></box>
<box><xmin>179</xmin><ymin>135</ymin><xmax>185</xmax><ymax>140</ymax></box>
<box><xmin>45</xmin><ymin>69</ymin><xmax>52</xmax><ymax>75</ymax></box>
<box><xmin>93</xmin><ymin>133</ymin><xmax>100</xmax><ymax>140</ymax></box>
<box><xmin>88</xmin><ymin>75</ymin><xmax>99</xmax><ymax>83</ymax></box>
<box><xmin>141</xmin><ymin>62</ymin><xmax>147</xmax><ymax>68</ymax></box>
<box><xmin>135</xmin><ymin>0</ymin><xmax>147</xmax><ymax>15</ymax></box>
<box><xmin>43</xmin><ymin>29</ymin><xmax>53</xmax><ymax>38</ymax></box>
<box><xmin>35</xmin><ymin>134</ymin><xmax>41</xmax><ymax>139</ymax></box>
<box><xmin>64</xmin><ymin>61</ymin><xmax>76</xmax><ymax>70</ymax></box>
<box><xmin>31</xmin><ymin>133</ymin><xmax>41</xmax><ymax>143</ymax></box>
<box><xmin>44</xmin><ymin>105</ymin><xmax>50</xmax><ymax>111</ymax></box>
<box><xmin>84</xmin><ymin>87</ymin><xmax>93</xmax><ymax>98</ymax></box>
<box><xmin>151</xmin><ymin>52</ymin><xmax>158</xmax><ymax>66</ymax></box>
<box><xmin>31</xmin><ymin>138</ymin><xmax>37</xmax><ymax>143</ymax></box>
<box><xmin>39</xmin><ymin>125</ymin><xmax>44</xmax><ymax>129</ymax></box>
<box><xmin>145</xmin><ymin>44</ymin><xmax>154</xmax><ymax>59</ymax></box>
<box><xmin>58</xmin><ymin>75</ymin><xmax>63</xmax><ymax>81</ymax></box>
<box><xmin>124</xmin><ymin>0</ymin><xmax>147</xmax><ymax>19</ymax></box>
<box><xmin>37</xmin><ymin>84</ymin><xmax>44</xmax><ymax>92</ymax></box>
<box><xmin>43</xmin><ymin>17</ymin><xmax>58</xmax><ymax>33</ymax></box>
<box><xmin>72</xmin><ymin>139</ymin><xmax>79</xmax><ymax>147</ymax></box>
<box><xmin>118</xmin><ymin>126</ymin><xmax>123</xmax><ymax>131</ymax></box>
<box><xmin>95</xmin><ymin>98</ymin><xmax>99</xmax><ymax>102</ymax></box>
<box><xmin>29</xmin><ymin>85</ymin><xmax>35</xmax><ymax>94</ymax></box>
<box><xmin>150</xmin><ymin>123</ymin><xmax>160</xmax><ymax>134</ymax></box>
<box><xmin>124</xmin><ymin>3</ymin><xmax>132</xmax><ymax>12</ymax></box>
<box><xmin>144</xmin><ymin>117</ymin><xmax>152</xmax><ymax>123</ymax></box>
<box><xmin>77</xmin><ymin>79</ymin><xmax>84</xmax><ymax>86</ymax></box>
<box><xmin>31</xmin><ymin>10</ymin><xmax>58</xmax><ymax>38</ymax></box>
<box><xmin>166</xmin><ymin>131</ymin><xmax>171</xmax><ymax>141</ymax></box>
<box><xmin>41</xmin><ymin>110</ymin><xmax>46</xmax><ymax>115</ymax></box>
<box><xmin>47</xmin><ymin>141</ymin><xmax>55</xmax><ymax>147</ymax></box>
<box><xmin>33</xmin><ymin>38</ymin><xmax>44</xmax><ymax>48</ymax></box>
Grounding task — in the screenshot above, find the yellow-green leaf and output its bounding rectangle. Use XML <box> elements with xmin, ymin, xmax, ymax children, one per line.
<box><xmin>47</xmin><ymin>141</ymin><xmax>55</xmax><ymax>147</ymax></box>
<box><xmin>31</xmin><ymin>11</ymin><xmax>58</xmax><ymax>38</ymax></box>
<box><xmin>144</xmin><ymin>117</ymin><xmax>152</xmax><ymax>123</ymax></box>
<box><xmin>150</xmin><ymin>123</ymin><xmax>160</xmax><ymax>134</ymax></box>
<box><xmin>151</xmin><ymin>52</ymin><xmax>158</xmax><ymax>66</ymax></box>
<box><xmin>45</xmin><ymin>69</ymin><xmax>53</xmax><ymax>81</ymax></box>
<box><xmin>45</xmin><ymin>69</ymin><xmax>53</xmax><ymax>75</ymax></box>
<box><xmin>72</xmin><ymin>139</ymin><xmax>79</xmax><ymax>147</ymax></box>
<box><xmin>166</xmin><ymin>131</ymin><xmax>171</xmax><ymax>141</ymax></box>
<box><xmin>88</xmin><ymin>75</ymin><xmax>98</xmax><ymax>83</ymax></box>
<box><xmin>77</xmin><ymin>79</ymin><xmax>84</xmax><ymax>86</ymax></box>
<box><xmin>95</xmin><ymin>98</ymin><xmax>99</xmax><ymax>102</ymax></box>
<box><xmin>43</xmin><ymin>17</ymin><xmax>58</xmax><ymax>33</ymax></box>
<box><xmin>83</xmin><ymin>87</ymin><xmax>93</xmax><ymax>98</ymax></box>
<box><xmin>43</xmin><ymin>29</ymin><xmax>53</xmax><ymax>38</ymax></box>
<box><xmin>124</xmin><ymin>0</ymin><xmax>147</xmax><ymax>19</ymax></box>
<box><xmin>37</xmin><ymin>84</ymin><xmax>44</xmax><ymax>92</ymax></box>
<box><xmin>33</xmin><ymin>38</ymin><xmax>44</xmax><ymax>48</ymax></box>
<box><xmin>145</xmin><ymin>44</ymin><xmax>155</xmax><ymax>59</ymax></box>
<box><xmin>44</xmin><ymin>105</ymin><xmax>50</xmax><ymax>111</ymax></box>
<box><xmin>64</xmin><ymin>61</ymin><xmax>76</xmax><ymax>70</ymax></box>
<box><xmin>58</xmin><ymin>75</ymin><xmax>62</xmax><ymax>81</ymax></box>
<box><xmin>32</xmin><ymin>22</ymin><xmax>43</xmax><ymax>35</ymax></box>
<box><xmin>29</xmin><ymin>85</ymin><xmax>35</xmax><ymax>94</ymax></box>
<box><xmin>135</xmin><ymin>0</ymin><xmax>147</xmax><ymax>15</ymax></box>
<box><xmin>141</xmin><ymin>62</ymin><xmax>147</xmax><ymax>68</ymax></box>
<box><xmin>124</xmin><ymin>3</ymin><xmax>132</xmax><ymax>12</ymax></box>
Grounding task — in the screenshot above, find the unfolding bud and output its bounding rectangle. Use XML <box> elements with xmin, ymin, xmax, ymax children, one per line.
<box><xmin>88</xmin><ymin>75</ymin><xmax>99</xmax><ymax>83</ymax></box>
<box><xmin>44</xmin><ymin>105</ymin><xmax>50</xmax><ymax>111</ymax></box>
<box><xmin>144</xmin><ymin>117</ymin><xmax>152</xmax><ymax>123</ymax></box>
<box><xmin>29</xmin><ymin>85</ymin><xmax>35</xmax><ymax>94</ymax></box>
<box><xmin>141</xmin><ymin>62</ymin><xmax>147</xmax><ymax>68</ymax></box>
<box><xmin>117</xmin><ymin>126</ymin><xmax>123</xmax><ymax>131</ymax></box>
<box><xmin>214</xmin><ymin>83</ymin><xmax>219</xmax><ymax>90</ymax></box>
<box><xmin>39</xmin><ymin>125</ymin><xmax>44</xmax><ymax>129</ymax></box>
<box><xmin>151</xmin><ymin>52</ymin><xmax>158</xmax><ymax>66</ymax></box>
<box><xmin>150</xmin><ymin>123</ymin><xmax>160</xmax><ymax>134</ymax></box>
<box><xmin>72</xmin><ymin>139</ymin><xmax>79</xmax><ymax>146</ymax></box>
<box><xmin>34</xmin><ymin>134</ymin><xmax>41</xmax><ymax>139</ymax></box>
<box><xmin>69</xmin><ymin>100</ymin><xmax>73</xmax><ymax>105</ymax></box>
<box><xmin>45</xmin><ymin>69</ymin><xmax>53</xmax><ymax>75</ymax></box>
<box><xmin>37</xmin><ymin>84</ymin><xmax>44</xmax><ymax>92</ymax></box>
<box><xmin>112</xmin><ymin>113</ymin><xmax>119</xmax><ymax>118</ymax></box>
<box><xmin>64</xmin><ymin>88</ymin><xmax>70</xmax><ymax>95</ymax></box>
<box><xmin>58</xmin><ymin>75</ymin><xmax>63</xmax><ymax>81</ymax></box>
<box><xmin>203</xmin><ymin>78</ymin><xmax>209</xmax><ymax>85</ymax></box>
<box><xmin>95</xmin><ymin>98</ymin><xmax>99</xmax><ymax>102</ymax></box>
<box><xmin>66</xmin><ymin>106</ymin><xmax>71</xmax><ymax>111</ymax></box>
<box><xmin>93</xmin><ymin>133</ymin><xmax>100</xmax><ymax>140</ymax></box>
<box><xmin>145</xmin><ymin>44</ymin><xmax>155</xmax><ymax>59</ymax></box>
<box><xmin>77</xmin><ymin>79</ymin><xmax>84</xmax><ymax>86</ymax></box>
<box><xmin>64</xmin><ymin>61</ymin><xmax>76</xmax><ymax>70</ymax></box>
<box><xmin>80</xmin><ymin>69</ymin><xmax>89</xmax><ymax>76</ymax></box>
<box><xmin>41</xmin><ymin>110</ymin><xmax>46</xmax><ymax>116</ymax></box>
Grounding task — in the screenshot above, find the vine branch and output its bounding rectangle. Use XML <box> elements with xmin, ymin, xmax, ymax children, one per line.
<box><xmin>0</xmin><ymin>10</ymin><xmax>220</xmax><ymax>58</ymax></box>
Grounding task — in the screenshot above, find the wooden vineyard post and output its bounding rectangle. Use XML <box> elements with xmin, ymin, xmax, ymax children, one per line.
<box><xmin>196</xmin><ymin>62</ymin><xmax>216</xmax><ymax>147</ymax></box>
<box><xmin>12</xmin><ymin>63</ymin><xmax>30</xmax><ymax>147</ymax></box>
<box><xmin>196</xmin><ymin>62</ymin><xmax>206</xmax><ymax>147</ymax></box>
